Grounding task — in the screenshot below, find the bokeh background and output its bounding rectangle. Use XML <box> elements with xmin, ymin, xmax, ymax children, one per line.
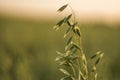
<box><xmin>0</xmin><ymin>0</ymin><xmax>120</xmax><ymax>80</ymax></box>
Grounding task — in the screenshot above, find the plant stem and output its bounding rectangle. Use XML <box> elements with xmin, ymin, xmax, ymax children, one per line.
<box><xmin>68</xmin><ymin>3</ymin><xmax>76</xmax><ymax>23</ymax></box>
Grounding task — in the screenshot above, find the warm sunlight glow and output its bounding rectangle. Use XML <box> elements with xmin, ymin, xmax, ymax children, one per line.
<box><xmin>0</xmin><ymin>0</ymin><xmax>120</xmax><ymax>22</ymax></box>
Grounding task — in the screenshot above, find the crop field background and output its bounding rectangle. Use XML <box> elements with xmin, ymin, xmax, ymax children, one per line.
<box><xmin>0</xmin><ymin>17</ymin><xmax>120</xmax><ymax>80</ymax></box>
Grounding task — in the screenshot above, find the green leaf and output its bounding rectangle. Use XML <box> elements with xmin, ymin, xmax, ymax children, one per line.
<box><xmin>55</xmin><ymin>57</ymin><xmax>61</xmax><ymax>61</ymax></box>
<box><xmin>90</xmin><ymin>51</ymin><xmax>101</xmax><ymax>59</ymax></box>
<box><xmin>59</xmin><ymin>61</ymin><xmax>66</xmax><ymax>65</ymax></box>
<box><xmin>72</xmin><ymin>42</ymin><xmax>80</xmax><ymax>50</ymax></box>
<box><xmin>65</xmin><ymin>50</ymin><xmax>71</xmax><ymax>57</ymax></box>
<box><xmin>55</xmin><ymin>51</ymin><xmax>65</xmax><ymax>61</ymax></box>
<box><xmin>73</xmin><ymin>48</ymin><xmax>78</xmax><ymax>54</ymax></box>
<box><xmin>67</xmin><ymin>21</ymin><xmax>71</xmax><ymax>26</ymax></box>
<box><xmin>73</xmin><ymin>26</ymin><xmax>81</xmax><ymax>37</ymax></box>
<box><xmin>64</xmin><ymin>26</ymin><xmax>72</xmax><ymax>38</ymax></box>
<box><xmin>55</xmin><ymin>55</ymin><xmax>64</xmax><ymax>61</ymax></box>
<box><xmin>59</xmin><ymin>68</ymin><xmax>70</xmax><ymax>75</ymax></box>
<box><xmin>79</xmin><ymin>71</ymin><xmax>85</xmax><ymax>80</ymax></box>
<box><xmin>53</xmin><ymin>25</ymin><xmax>59</xmax><ymax>31</ymax></box>
<box><xmin>72</xmin><ymin>22</ymin><xmax>78</xmax><ymax>35</ymax></box>
<box><xmin>58</xmin><ymin>4</ymin><xmax>68</xmax><ymax>12</ymax></box>
<box><xmin>73</xmin><ymin>22</ymin><xmax>78</xmax><ymax>26</ymax></box>
<box><xmin>65</xmin><ymin>46</ymin><xmax>69</xmax><ymax>52</ymax></box>
<box><xmin>95</xmin><ymin>53</ymin><xmax>104</xmax><ymax>65</ymax></box>
<box><xmin>56</xmin><ymin>51</ymin><xmax>63</xmax><ymax>55</ymax></box>
<box><xmin>66</xmin><ymin>36</ymin><xmax>73</xmax><ymax>46</ymax></box>
<box><xmin>95</xmin><ymin>57</ymin><xmax>100</xmax><ymax>65</ymax></box>
<box><xmin>54</xmin><ymin>18</ymin><xmax>66</xmax><ymax>31</ymax></box>
<box><xmin>57</xmin><ymin>18</ymin><xmax>66</xmax><ymax>26</ymax></box>
<box><xmin>76</xmin><ymin>28</ymin><xmax>81</xmax><ymax>37</ymax></box>
<box><xmin>65</xmin><ymin>44</ymin><xmax>71</xmax><ymax>52</ymax></box>
<box><xmin>56</xmin><ymin>51</ymin><xmax>64</xmax><ymax>57</ymax></box>
<box><xmin>73</xmin><ymin>28</ymin><xmax>76</xmax><ymax>35</ymax></box>
<box><xmin>100</xmin><ymin>53</ymin><xmax>104</xmax><ymax>58</ymax></box>
<box><xmin>69</xmin><ymin>45</ymin><xmax>75</xmax><ymax>51</ymax></box>
<box><xmin>65</xmin><ymin>14</ymin><xmax>72</xmax><ymax>22</ymax></box>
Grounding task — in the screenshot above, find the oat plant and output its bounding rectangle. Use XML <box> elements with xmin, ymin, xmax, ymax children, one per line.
<box><xmin>53</xmin><ymin>2</ymin><xmax>104</xmax><ymax>80</ymax></box>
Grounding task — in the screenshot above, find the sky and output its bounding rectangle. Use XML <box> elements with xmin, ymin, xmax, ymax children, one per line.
<box><xmin>0</xmin><ymin>0</ymin><xmax>120</xmax><ymax>22</ymax></box>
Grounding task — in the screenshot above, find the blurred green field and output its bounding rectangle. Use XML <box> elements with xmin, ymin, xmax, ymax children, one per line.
<box><xmin>0</xmin><ymin>17</ymin><xmax>120</xmax><ymax>80</ymax></box>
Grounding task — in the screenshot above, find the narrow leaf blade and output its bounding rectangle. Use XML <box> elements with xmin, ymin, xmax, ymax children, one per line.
<box><xmin>60</xmin><ymin>68</ymin><xmax>70</xmax><ymax>75</ymax></box>
<box><xmin>72</xmin><ymin>42</ymin><xmax>80</xmax><ymax>50</ymax></box>
<box><xmin>67</xmin><ymin>21</ymin><xmax>71</xmax><ymax>26</ymax></box>
<box><xmin>74</xmin><ymin>26</ymin><xmax>81</xmax><ymax>37</ymax></box>
<box><xmin>54</xmin><ymin>18</ymin><xmax>66</xmax><ymax>31</ymax></box>
<box><xmin>65</xmin><ymin>14</ymin><xmax>72</xmax><ymax>22</ymax></box>
<box><xmin>95</xmin><ymin>57</ymin><xmax>100</xmax><ymax>65</ymax></box>
<box><xmin>64</xmin><ymin>26</ymin><xmax>72</xmax><ymax>38</ymax></box>
<box><xmin>90</xmin><ymin>51</ymin><xmax>101</xmax><ymax>59</ymax></box>
<box><xmin>95</xmin><ymin>53</ymin><xmax>104</xmax><ymax>65</ymax></box>
<box><xmin>58</xmin><ymin>4</ymin><xmax>68</xmax><ymax>12</ymax></box>
<box><xmin>66</xmin><ymin>36</ymin><xmax>73</xmax><ymax>45</ymax></box>
<box><xmin>56</xmin><ymin>18</ymin><xmax>66</xmax><ymax>26</ymax></box>
<box><xmin>76</xmin><ymin>28</ymin><xmax>81</xmax><ymax>37</ymax></box>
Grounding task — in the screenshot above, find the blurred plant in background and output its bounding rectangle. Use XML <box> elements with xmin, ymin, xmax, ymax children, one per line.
<box><xmin>0</xmin><ymin>17</ymin><xmax>120</xmax><ymax>80</ymax></box>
